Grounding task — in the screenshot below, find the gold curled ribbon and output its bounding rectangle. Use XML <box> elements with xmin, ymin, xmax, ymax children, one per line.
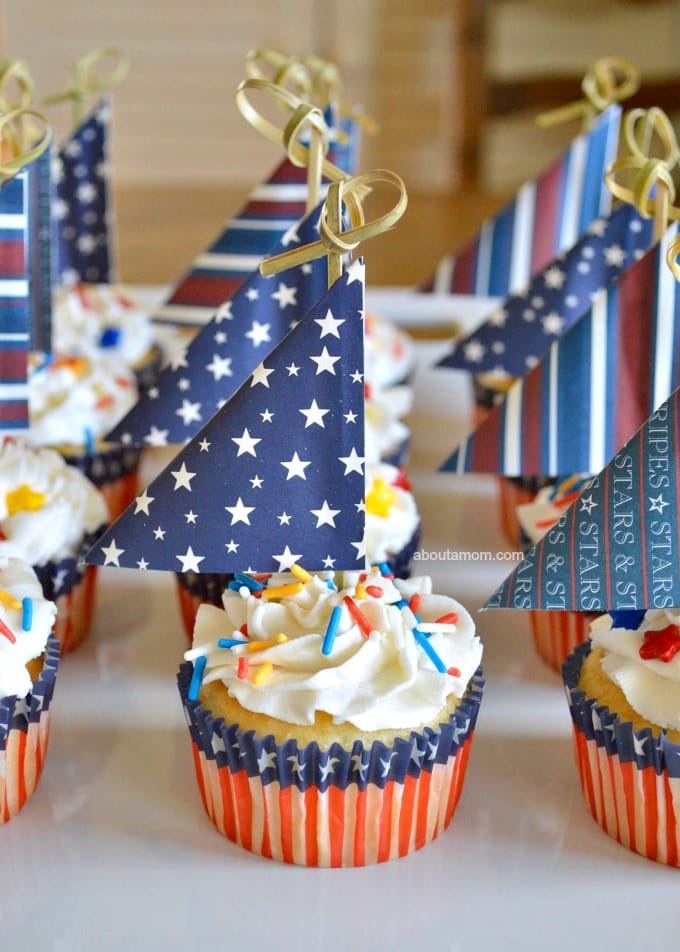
<box><xmin>536</xmin><ymin>56</ymin><xmax>641</xmax><ymax>129</ymax></box>
<box><xmin>244</xmin><ymin>48</ymin><xmax>312</xmax><ymax>99</ymax></box>
<box><xmin>42</xmin><ymin>46</ymin><xmax>129</xmax><ymax>127</ymax></box>
<box><xmin>605</xmin><ymin>107</ymin><xmax>680</xmax><ymax>242</ymax></box>
<box><xmin>260</xmin><ymin>168</ymin><xmax>407</xmax><ymax>288</ymax></box>
<box><xmin>666</xmin><ymin>235</ymin><xmax>680</xmax><ymax>282</ymax></box>
<box><xmin>236</xmin><ymin>77</ymin><xmax>349</xmax><ymax>211</ymax></box>
<box><xmin>0</xmin><ymin>59</ymin><xmax>37</xmax><ymax>154</ymax></box>
<box><xmin>0</xmin><ymin>108</ymin><xmax>52</xmax><ymax>184</ymax></box>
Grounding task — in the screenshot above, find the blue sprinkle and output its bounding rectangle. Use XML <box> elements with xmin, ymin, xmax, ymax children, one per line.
<box><xmin>234</xmin><ymin>572</ymin><xmax>263</xmax><ymax>592</ymax></box>
<box><xmin>609</xmin><ymin>610</ymin><xmax>646</xmax><ymax>631</ymax></box>
<box><xmin>99</xmin><ymin>326</ymin><xmax>122</xmax><ymax>348</ymax></box>
<box><xmin>227</xmin><ymin>580</ymin><xmax>242</xmax><ymax>591</ymax></box>
<box><xmin>21</xmin><ymin>597</ymin><xmax>32</xmax><ymax>631</ymax></box>
<box><xmin>378</xmin><ymin>562</ymin><xmax>392</xmax><ymax>577</ymax></box>
<box><xmin>84</xmin><ymin>427</ymin><xmax>95</xmax><ymax>455</ymax></box>
<box><xmin>322</xmin><ymin>605</ymin><xmax>342</xmax><ymax>656</ymax></box>
<box><xmin>217</xmin><ymin>637</ymin><xmax>248</xmax><ymax>649</ymax></box>
<box><xmin>391</xmin><ymin>599</ymin><xmax>408</xmax><ymax>610</ymax></box>
<box><xmin>34</xmin><ymin>353</ymin><xmax>54</xmax><ymax>374</ymax></box>
<box><xmin>324</xmin><ymin>578</ymin><xmax>337</xmax><ymax>591</ymax></box>
<box><xmin>413</xmin><ymin>628</ymin><xmax>447</xmax><ymax>673</ymax></box>
<box><xmin>187</xmin><ymin>655</ymin><xmax>207</xmax><ymax>701</ymax></box>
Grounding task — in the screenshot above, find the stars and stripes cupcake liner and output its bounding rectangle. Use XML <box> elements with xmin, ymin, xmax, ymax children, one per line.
<box><xmin>563</xmin><ymin>641</ymin><xmax>680</xmax><ymax>866</ymax></box>
<box><xmin>178</xmin><ymin>662</ymin><xmax>484</xmax><ymax>866</ymax></box>
<box><xmin>0</xmin><ymin>636</ymin><xmax>60</xmax><ymax>823</ymax></box>
<box><xmin>62</xmin><ymin>443</ymin><xmax>142</xmax><ymax>520</ymax></box>
<box><xmin>529</xmin><ymin>611</ymin><xmax>595</xmax><ymax>674</ymax></box>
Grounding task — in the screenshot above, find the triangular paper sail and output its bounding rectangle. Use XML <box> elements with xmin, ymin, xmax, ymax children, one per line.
<box><xmin>438</xmin><ymin>203</ymin><xmax>654</xmax><ymax>378</ymax></box>
<box><xmin>52</xmin><ymin>96</ymin><xmax>115</xmax><ymax>285</ymax></box>
<box><xmin>0</xmin><ymin>170</ymin><xmax>31</xmax><ymax>432</ymax></box>
<box><xmin>151</xmin><ymin>117</ymin><xmax>360</xmax><ymax>328</ymax></box>
<box><xmin>26</xmin><ymin>143</ymin><xmax>53</xmax><ymax>352</ymax></box>
<box><xmin>87</xmin><ymin>262</ymin><xmax>366</xmax><ymax>574</ymax></box>
<box><xmin>487</xmin><ymin>386</ymin><xmax>680</xmax><ymax>612</ymax></box>
<box><xmin>442</xmin><ymin>224</ymin><xmax>680</xmax><ymax>477</ymax></box>
<box><xmin>420</xmin><ymin>106</ymin><xmax>621</xmax><ymax>297</ymax></box>
<box><xmin>107</xmin><ymin>201</ymin><xmax>333</xmax><ymax>447</ymax></box>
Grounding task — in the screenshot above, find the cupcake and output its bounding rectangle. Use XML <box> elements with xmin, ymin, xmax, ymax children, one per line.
<box><xmin>515</xmin><ymin>475</ymin><xmax>596</xmax><ymax>671</ymax></box>
<box><xmin>52</xmin><ymin>283</ymin><xmax>164</xmax><ymax>393</ymax></box>
<box><xmin>0</xmin><ymin>442</ymin><xmax>108</xmax><ymax>653</ymax></box>
<box><xmin>364</xmin><ymin>382</ymin><xmax>412</xmax><ymax>467</ymax></box>
<box><xmin>175</xmin><ymin>461</ymin><xmax>422</xmax><ymax>638</ymax></box>
<box><xmin>364</xmin><ymin>311</ymin><xmax>416</xmax><ymax>390</ymax></box>
<box><xmin>564</xmin><ymin>609</ymin><xmax>680</xmax><ymax>865</ymax></box>
<box><xmin>178</xmin><ymin>569</ymin><xmax>484</xmax><ymax>866</ymax></box>
<box><xmin>26</xmin><ymin>351</ymin><xmax>141</xmax><ymax>519</ymax></box>
<box><xmin>497</xmin><ymin>474</ymin><xmax>556</xmax><ymax>549</ymax></box>
<box><xmin>0</xmin><ymin>555</ymin><xmax>60</xmax><ymax>822</ymax></box>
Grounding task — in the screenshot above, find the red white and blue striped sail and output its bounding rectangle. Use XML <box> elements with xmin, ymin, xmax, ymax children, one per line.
<box><xmin>151</xmin><ymin>109</ymin><xmax>360</xmax><ymax>328</ymax></box>
<box><xmin>420</xmin><ymin>107</ymin><xmax>621</xmax><ymax>297</ymax></box>
<box><xmin>442</xmin><ymin>224</ymin><xmax>680</xmax><ymax>477</ymax></box>
<box><xmin>27</xmin><ymin>145</ymin><xmax>53</xmax><ymax>353</ymax></box>
<box><xmin>0</xmin><ymin>171</ymin><xmax>31</xmax><ymax>432</ymax></box>
<box><xmin>488</xmin><ymin>385</ymin><xmax>680</xmax><ymax>612</ymax></box>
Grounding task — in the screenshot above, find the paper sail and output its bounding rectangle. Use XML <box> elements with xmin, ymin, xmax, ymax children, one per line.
<box><xmin>438</xmin><ymin>203</ymin><xmax>654</xmax><ymax>378</ymax></box>
<box><xmin>151</xmin><ymin>113</ymin><xmax>360</xmax><ymax>328</ymax></box>
<box><xmin>420</xmin><ymin>106</ymin><xmax>621</xmax><ymax>298</ymax></box>
<box><xmin>26</xmin><ymin>144</ymin><xmax>53</xmax><ymax>353</ymax></box>
<box><xmin>487</xmin><ymin>386</ymin><xmax>680</xmax><ymax>612</ymax></box>
<box><xmin>52</xmin><ymin>96</ymin><xmax>115</xmax><ymax>286</ymax></box>
<box><xmin>107</xmin><ymin>201</ymin><xmax>333</xmax><ymax>447</ymax></box>
<box><xmin>0</xmin><ymin>170</ymin><xmax>31</xmax><ymax>432</ymax></box>
<box><xmin>87</xmin><ymin>261</ymin><xmax>366</xmax><ymax>574</ymax></box>
<box><xmin>441</xmin><ymin>224</ymin><xmax>680</xmax><ymax>477</ymax></box>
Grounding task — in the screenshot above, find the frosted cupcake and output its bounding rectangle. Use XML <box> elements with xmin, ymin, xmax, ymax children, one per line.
<box><xmin>0</xmin><ymin>443</ymin><xmax>108</xmax><ymax>653</ymax></box>
<box><xmin>26</xmin><ymin>351</ymin><xmax>140</xmax><ymax>519</ymax></box>
<box><xmin>564</xmin><ymin>609</ymin><xmax>680</xmax><ymax>865</ymax></box>
<box><xmin>364</xmin><ymin>382</ymin><xmax>412</xmax><ymax>467</ymax></box>
<box><xmin>0</xmin><ymin>555</ymin><xmax>60</xmax><ymax>822</ymax></box>
<box><xmin>364</xmin><ymin>312</ymin><xmax>416</xmax><ymax>390</ymax></box>
<box><xmin>178</xmin><ymin>568</ymin><xmax>484</xmax><ymax>865</ymax></box>
<box><xmin>516</xmin><ymin>475</ymin><xmax>595</xmax><ymax>672</ymax></box>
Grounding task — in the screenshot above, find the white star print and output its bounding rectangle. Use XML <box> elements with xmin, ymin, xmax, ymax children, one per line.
<box><xmin>137</xmin><ymin>559</ymin><xmax>149</xmax><ymax>570</ymax></box>
<box><xmin>344</xmin><ymin>409</ymin><xmax>357</xmax><ymax>424</ymax></box>
<box><xmin>170</xmin><ymin>349</ymin><xmax>188</xmax><ymax>371</ymax></box>
<box><xmin>286</xmin><ymin>363</ymin><xmax>300</xmax><ymax>376</ymax></box>
<box><xmin>281</xmin><ymin>222</ymin><xmax>300</xmax><ymax>246</ymax></box>
<box><xmin>185</xmin><ymin>510</ymin><xmax>198</xmax><ymax>524</ymax></box>
<box><xmin>245</xmin><ymin>320</ymin><xmax>271</xmax><ymax>346</ymax></box>
<box><xmin>310</xmin><ymin>346</ymin><xmax>341</xmax><ymax>375</ymax></box>
<box><xmin>580</xmin><ymin>495</ymin><xmax>598</xmax><ymax>515</ymax></box>
<box><xmin>315</xmin><ymin>309</ymin><xmax>345</xmax><ymax>338</ymax></box>
<box><xmin>250</xmin><ymin>362</ymin><xmax>274</xmax><ymax>388</ymax></box>
<box><xmin>257</xmin><ymin>748</ymin><xmax>277</xmax><ymax>771</ymax></box>
<box><xmin>175</xmin><ymin>399</ymin><xmax>202</xmax><ymax>426</ymax></box>
<box><xmin>543</xmin><ymin>265</ymin><xmax>566</xmax><ymax>289</ymax></box>
<box><xmin>176</xmin><ymin>546</ymin><xmax>205</xmax><ymax>572</ymax></box>
<box><xmin>153</xmin><ymin>527</ymin><xmax>166</xmax><ymax>540</ymax></box>
<box><xmin>226</xmin><ymin>540</ymin><xmax>239</xmax><ymax>553</ymax></box>
<box><xmin>206</xmin><ymin>354</ymin><xmax>233</xmax><ymax>380</ymax></box>
<box><xmin>260</xmin><ymin>409</ymin><xmax>274</xmax><ymax>422</ymax></box>
<box><xmin>351</xmin><ymin>753</ymin><xmax>368</xmax><ymax>779</ymax></box>
<box><xmin>246</xmin><ymin>288</ymin><xmax>259</xmax><ymax>302</ymax></box>
<box><xmin>171</xmin><ymin>462</ymin><xmax>196</xmax><ymax>491</ymax></box>
<box><xmin>299</xmin><ymin>399</ymin><xmax>329</xmax><ymax>428</ymax></box>
<box><xmin>101</xmin><ymin>539</ymin><xmax>124</xmax><ymax>566</ymax></box>
<box><xmin>225</xmin><ymin>497</ymin><xmax>255</xmax><ymax>525</ymax></box>
<box><xmin>339</xmin><ymin>447</ymin><xmax>364</xmax><ymax>475</ymax></box>
<box><xmin>281</xmin><ymin>452</ymin><xmax>311</xmax><ymax>480</ymax></box>
<box><xmin>199</xmin><ymin>439</ymin><xmax>211</xmax><ymax>452</ymax></box>
<box><xmin>604</xmin><ymin>243</ymin><xmax>626</xmax><ymax>267</ymax></box>
<box><xmin>215</xmin><ymin>300</ymin><xmax>233</xmax><ymax>322</ymax></box>
<box><xmin>633</xmin><ymin>734</ymin><xmax>648</xmax><ymax>756</ymax></box>
<box><xmin>273</xmin><ymin>545</ymin><xmax>302</xmax><ymax>571</ymax></box>
<box><xmin>462</xmin><ymin>339</ymin><xmax>485</xmax><ymax>363</ymax></box>
<box><xmin>588</xmin><ymin>218</ymin><xmax>607</xmax><ymax>237</ymax></box>
<box><xmin>350</xmin><ymin>370</ymin><xmax>363</xmax><ymax>383</ymax></box>
<box><xmin>232</xmin><ymin>427</ymin><xmax>261</xmax><ymax>457</ymax></box>
<box><xmin>134</xmin><ymin>490</ymin><xmax>154</xmax><ymax>515</ymax></box>
<box><xmin>278</xmin><ymin>512</ymin><xmax>291</xmax><ymax>525</ymax></box>
<box><xmin>351</xmin><ymin>539</ymin><xmax>366</xmax><ymax>561</ymax></box>
<box><xmin>488</xmin><ymin>308</ymin><xmax>508</xmax><ymax>327</ymax></box>
<box><xmin>311</xmin><ymin>500</ymin><xmax>340</xmax><ymax>527</ymax></box>
<box><xmin>287</xmin><ymin>754</ymin><xmax>306</xmax><ymax>778</ymax></box>
<box><xmin>250</xmin><ymin>475</ymin><xmax>263</xmax><ymax>489</ymax></box>
<box><xmin>410</xmin><ymin>738</ymin><xmax>425</xmax><ymax>768</ymax></box>
<box><xmin>649</xmin><ymin>494</ymin><xmax>669</xmax><ymax>514</ymax></box>
<box><xmin>541</xmin><ymin>312</ymin><xmax>564</xmax><ymax>335</ymax></box>
<box><xmin>322</xmin><ymin>556</ymin><xmax>335</xmax><ymax>568</ymax></box>
<box><xmin>318</xmin><ymin>756</ymin><xmax>339</xmax><ymax>781</ymax></box>
<box><xmin>272</xmin><ymin>282</ymin><xmax>297</xmax><ymax>308</ymax></box>
<box><xmin>177</xmin><ymin>378</ymin><xmax>191</xmax><ymax>392</ymax></box>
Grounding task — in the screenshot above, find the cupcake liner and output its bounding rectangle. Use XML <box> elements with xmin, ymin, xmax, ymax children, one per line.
<box><xmin>497</xmin><ymin>476</ymin><xmax>556</xmax><ymax>548</ymax></box>
<box><xmin>529</xmin><ymin>610</ymin><xmax>594</xmax><ymax>673</ymax></box>
<box><xmin>0</xmin><ymin>636</ymin><xmax>60</xmax><ymax>822</ymax></box>
<box><xmin>34</xmin><ymin>533</ymin><xmax>101</xmax><ymax>654</ymax></box>
<box><xmin>178</xmin><ymin>662</ymin><xmax>484</xmax><ymax>866</ymax></box>
<box><xmin>563</xmin><ymin>643</ymin><xmax>680</xmax><ymax>866</ymax></box>
<box><xmin>133</xmin><ymin>343</ymin><xmax>164</xmax><ymax>394</ymax></box>
<box><xmin>472</xmin><ymin>376</ymin><xmax>506</xmax><ymax>427</ymax></box>
<box><xmin>61</xmin><ymin>443</ymin><xmax>142</xmax><ymax>520</ymax></box>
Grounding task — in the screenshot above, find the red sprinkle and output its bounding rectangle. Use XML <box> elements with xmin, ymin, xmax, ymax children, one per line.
<box><xmin>447</xmin><ymin>666</ymin><xmax>461</xmax><ymax>678</ymax></box>
<box><xmin>639</xmin><ymin>624</ymin><xmax>680</xmax><ymax>663</ymax></box>
<box><xmin>358</xmin><ymin>572</ymin><xmax>368</xmax><ymax>583</ymax></box>
<box><xmin>343</xmin><ymin>595</ymin><xmax>373</xmax><ymax>638</ymax></box>
<box><xmin>115</xmin><ymin>376</ymin><xmax>133</xmax><ymax>388</ymax></box>
<box><xmin>393</xmin><ymin>468</ymin><xmax>412</xmax><ymax>491</ymax></box>
<box><xmin>95</xmin><ymin>395</ymin><xmax>115</xmax><ymax>410</ymax></box>
<box><xmin>237</xmin><ymin>657</ymin><xmax>249</xmax><ymax>679</ymax></box>
<box><xmin>0</xmin><ymin>617</ymin><xmax>16</xmax><ymax>644</ymax></box>
<box><xmin>363</xmin><ymin>381</ymin><xmax>372</xmax><ymax>400</ymax></box>
<box><xmin>365</xmin><ymin>585</ymin><xmax>383</xmax><ymax>598</ymax></box>
<box><xmin>409</xmin><ymin>594</ymin><xmax>421</xmax><ymax>615</ymax></box>
<box><xmin>239</xmin><ymin>623</ymin><xmax>249</xmax><ymax>638</ymax></box>
<box><xmin>253</xmin><ymin>573</ymin><xmax>272</xmax><ymax>582</ymax></box>
<box><xmin>436</xmin><ymin>612</ymin><xmax>459</xmax><ymax>625</ymax></box>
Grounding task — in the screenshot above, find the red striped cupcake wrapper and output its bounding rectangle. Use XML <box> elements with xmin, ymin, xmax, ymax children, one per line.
<box><xmin>0</xmin><ymin>636</ymin><xmax>60</xmax><ymax>822</ymax></box>
<box><xmin>62</xmin><ymin>443</ymin><xmax>141</xmax><ymax>520</ymax></box>
<box><xmin>34</xmin><ymin>532</ymin><xmax>102</xmax><ymax>654</ymax></box>
<box><xmin>178</xmin><ymin>663</ymin><xmax>484</xmax><ymax>866</ymax></box>
<box><xmin>564</xmin><ymin>642</ymin><xmax>680</xmax><ymax>866</ymax></box>
<box><xmin>529</xmin><ymin>610</ymin><xmax>595</xmax><ymax>673</ymax></box>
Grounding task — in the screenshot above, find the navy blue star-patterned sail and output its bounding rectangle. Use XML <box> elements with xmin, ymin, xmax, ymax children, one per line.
<box><xmin>87</xmin><ymin>261</ymin><xmax>366</xmax><ymax>574</ymax></box>
<box><xmin>107</xmin><ymin>201</ymin><xmax>334</xmax><ymax>448</ymax></box>
<box><xmin>52</xmin><ymin>96</ymin><xmax>115</xmax><ymax>285</ymax></box>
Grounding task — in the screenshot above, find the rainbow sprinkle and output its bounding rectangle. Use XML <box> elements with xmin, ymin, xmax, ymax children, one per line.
<box><xmin>234</xmin><ymin>572</ymin><xmax>264</xmax><ymax>592</ymax></box>
<box><xmin>343</xmin><ymin>595</ymin><xmax>373</xmax><ymax>638</ymax></box>
<box><xmin>0</xmin><ymin>617</ymin><xmax>16</xmax><ymax>644</ymax></box>
<box><xmin>21</xmin><ymin>597</ymin><xmax>32</xmax><ymax>631</ymax></box>
<box><xmin>187</xmin><ymin>655</ymin><xmax>207</xmax><ymax>701</ymax></box>
<box><xmin>0</xmin><ymin>589</ymin><xmax>21</xmax><ymax>611</ymax></box>
<box><xmin>253</xmin><ymin>662</ymin><xmax>273</xmax><ymax>685</ymax></box>
<box><xmin>289</xmin><ymin>563</ymin><xmax>313</xmax><ymax>584</ymax></box>
<box><xmin>237</xmin><ymin>657</ymin><xmax>249</xmax><ymax>679</ymax></box>
<box><xmin>412</xmin><ymin>628</ymin><xmax>447</xmax><ymax>673</ymax></box>
<box><xmin>217</xmin><ymin>637</ymin><xmax>248</xmax><ymax>649</ymax></box>
<box><xmin>322</xmin><ymin>605</ymin><xmax>342</xmax><ymax>656</ymax></box>
<box><xmin>262</xmin><ymin>582</ymin><xmax>303</xmax><ymax>600</ymax></box>
<box><xmin>84</xmin><ymin>427</ymin><xmax>95</xmax><ymax>455</ymax></box>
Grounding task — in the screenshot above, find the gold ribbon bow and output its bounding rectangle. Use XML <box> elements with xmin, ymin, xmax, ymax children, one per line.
<box><xmin>605</xmin><ymin>106</ymin><xmax>680</xmax><ymax>242</ymax></box>
<box><xmin>536</xmin><ymin>56</ymin><xmax>641</xmax><ymax>130</ymax></box>
<box><xmin>0</xmin><ymin>59</ymin><xmax>38</xmax><ymax>154</ymax></box>
<box><xmin>666</xmin><ymin>236</ymin><xmax>680</xmax><ymax>282</ymax></box>
<box><xmin>0</xmin><ymin>108</ymin><xmax>52</xmax><ymax>184</ymax></box>
<box><xmin>261</xmin><ymin>168</ymin><xmax>407</xmax><ymax>287</ymax></box>
<box><xmin>42</xmin><ymin>46</ymin><xmax>129</xmax><ymax>127</ymax></box>
<box><xmin>244</xmin><ymin>48</ymin><xmax>313</xmax><ymax>100</ymax></box>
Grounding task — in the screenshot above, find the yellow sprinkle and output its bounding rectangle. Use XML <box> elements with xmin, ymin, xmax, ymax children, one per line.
<box><xmin>289</xmin><ymin>563</ymin><xmax>312</xmax><ymax>583</ymax></box>
<box><xmin>365</xmin><ymin>478</ymin><xmax>398</xmax><ymax>518</ymax></box>
<box><xmin>355</xmin><ymin>583</ymin><xmax>366</xmax><ymax>600</ymax></box>
<box><xmin>246</xmin><ymin>640</ymin><xmax>276</xmax><ymax>653</ymax></box>
<box><xmin>275</xmin><ymin>632</ymin><xmax>289</xmax><ymax>643</ymax></box>
<box><xmin>253</xmin><ymin>662</ymin><xmax>273</xmax><ymax>685</ymax></box>
<box><xmin>6</xmin><ymin>484</ymin><xmax>47</xmax><ymax>517</ymax></box>
<box><xmin>262</xmin><ymin>582</ymin><xmax>304</xmax><ymax>600</ymax></box>
<box><xmin>0</xmin><ymin>589</ymin><xmax>21</xmax><ymax>610</ymax></box>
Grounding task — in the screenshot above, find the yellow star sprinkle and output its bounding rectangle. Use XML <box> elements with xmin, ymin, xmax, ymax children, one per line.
<box><xmin>6</xmin><ymin>484</ymin><xmax>46</xmax><ymax>517</ymax></box>
<box><xmin>365</xmin><ymin>478</ymin><xmax>398</xmax><ymax>518</ymax></box>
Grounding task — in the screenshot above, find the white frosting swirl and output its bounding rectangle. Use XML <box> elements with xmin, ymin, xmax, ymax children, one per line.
<box><xmin>364</xmin><ymin>384</ymin><xmax>412</xmax><ymax>464</ymax></box>
<box><xmin>365</xmin><ymin>313</ymin><xmax>415</xmax><ymax>389</ymax></box>
<box><xmin>0</xmin><ymin>555</ymin><xmax>57</xmax><ymax>699</ymax></box>
<box><xmin>516</xmin><ymin>475</ymin><xmax>592</xmax><ymax>545</ymax></box>
<box><xmin>26</xmin><ymin>352</ymin><xmax>138</xmax><ymax>448</ymax></box>
<box><xmin>590</xmin><ymin>610</ymin><xmax>680</xmax><ymax>730</ymax></box>
<box><xmin>365</xmin><ymin>462</ymin><xmax>419</xmax><ymax>564</ymax></box>
<box><xmin>53</xmin><ymin>283</ymin><xmax>156</xmax><ymax>368</ymax></box>
<box><xmin>188</xmin><ymin>572</ymin><xmax>482</xmax><ymax>730</ymax></box>
<box><xmin>0</xmin><ymin>443</ymin><xmax>108</xmax><ymax>565</ymax></box>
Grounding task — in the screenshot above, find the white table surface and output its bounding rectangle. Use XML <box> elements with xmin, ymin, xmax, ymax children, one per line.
<box><xmin>6</xmin><ymin>297</ymin><xmax>679</xmax><ymax>952</ymax></box>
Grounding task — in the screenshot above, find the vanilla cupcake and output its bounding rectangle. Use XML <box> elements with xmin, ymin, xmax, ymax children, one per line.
<box><xmin>0</xmin><ymin>555</ymin><xmax>60</xmax><ymax>822</ymax></box>
<box><xmin>564</xmin><ymin>609</ymin><xmax>680</xmax><ymax>866</ymax></box>
<box><xmin>364</xmin><ymin>383</ymin><xmax>412</xmax><ymax>467</ymax></box>
<box><xmin>0</xmin><ymin>443</ymin><xmax>108</xmax><ymax>653</ymax></box>
<box><xmin>179</xmin><ymin>569</ymin><xmax>484</xmax><ymax>865</ymax></box>
<box><xmin>364</xmin><ymin>312</ymin><xmax>416</xmax><ymax>390</ymax></box>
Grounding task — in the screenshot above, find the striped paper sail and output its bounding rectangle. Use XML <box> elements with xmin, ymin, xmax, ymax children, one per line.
<box><xmin>441</xmin><ymin>225</ymin><xmax>680</xmax><ymax>478</ymax></box>
<box><xmin>0</xmin><ymin>170</ymin><xmax>31</xmax><ymax>432</ymax></box>
<box><xmin>26</xmin><ymin>144</ymin><xmax>53</xmax><ymax>353</ymax></box>
<box><xmin>151</xmin><ymin>109</ymin><xmax>360</xmax><ymax>328</ymax></box>
<box><xmin>420</xmin><ymin>106</ymin><xmax>621</xmax><ymax>298</ymax></box>
<box><xmin>487</xmin><ymin>385</ymin><xmax>680</xmax><ymax>612</ymax></box>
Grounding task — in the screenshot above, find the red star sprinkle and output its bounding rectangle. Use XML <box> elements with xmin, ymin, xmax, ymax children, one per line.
<box><xmin>639</xmin><ymin>624</ymin><xmax>680</xmax><ymax>663</ymax></box>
